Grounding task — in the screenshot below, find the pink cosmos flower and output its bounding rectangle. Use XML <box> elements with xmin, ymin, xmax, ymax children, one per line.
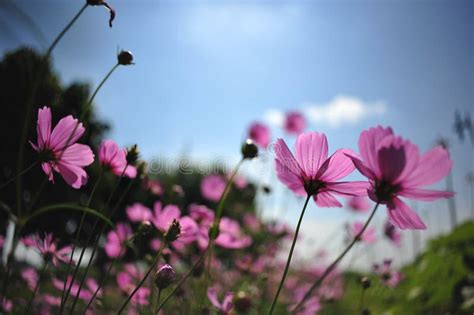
<box><xmin>21</xmin><ymin>267</ymin><xmax>39</xmax><ymax>291</ymax></box>
<box><xmin>126</xmin><ymin>203</ymin><xmax>153</xmax><ymax>223</ymax></box>
<box><xmin>99</xmin><ymin>139</ymin><xmax>136</xmax><ymax>178</ymax></box>
<box><xmin>190</xmin><ymin>204</ymin><xmax>215</xmax><ymax>250</ymax></box>
<box><xmin>117</xmin><ymin>264</ymin><xmax>150</xmax><ymax>306</ymax></box>
<box><xmin>284</xmin><ymin>111</ymin><xmax>306</xmax><ymax>135</ymax></box>
<box><xmin>215</xmin><ymin>218</ymin><xmax>252</xmax><ymax>249</ymax></box>
<box><xmin>207</xmin><ymin>287</ymin><xmax>234</xmax><ymax>315</ymax></box>
<box><xmin>0</xmin><ymin>297</ymin><xmax>12</xmax><ymax>313</ymax></box>
<box><xmin>230</xmin><ymin>174</ymin><xmax>248</xmax><ymax>189</ymax></box>
<box><xmin>274</xmin><ymin>132</ymin><xmax>368</xmax><ymax>207</ymax></box>
<box><xmin>248</xmin><ymin>122</ymin><xmax>271</xmax><ymax>148</ymax></box>
<box><xmin>143</xmin><ymin>177</ymin><xmax>164</xmax><ymax>196</ymax></box>
<box><xmin>384</xmin><ymin>221</ymin><xmax>402</xmax><ymax>246</ymax></box>
<box><xmin>35</xmin><ymin>233</ymin><xmax>72</xmax><ymax>267</ymax></box>
<box><xmin>373</xmin><ymin>259</ymin><xmax>403</xmax><ymax>288</ymax></box>
<box><xmin>201</xmin><ymin>174</ymin><xmax>226</xmax><ymax>202</ymax></box>
<box><xmin>21</xmin><ymin>235</ymin><xmax>36</xmax><ymax>248</ymax></box>
<box><xmin>0</xmin><ymin>235</ymin><xmax>4</xmax><ymax>249</ymax></box>
<box><xmin>30</xmin><ymin>106</ymin><xmax>94</xmax><ymax>189</ymax></box>
<box><xmin>348</xmin><ymin>221</ymin><xmax>377</xmax><ymax>244</ymax></box>
<box><xmin>151</xmin><ymin>202</ymin><xmax>198</xmax><ymax>245</ymax></box>
<box><xmin>104</xmin><ymin>223</ymin><xmax>133</xmax><ymax>258</ymax></box>
<box><xmin>348</xmin><ymin>126</ymin><xmax>454</xmax><ymax>229</ymax></box>
<box><xmin>347</xmin><ymin>196</ymin><xmax>371</xmax><ymax>213</ymax></box>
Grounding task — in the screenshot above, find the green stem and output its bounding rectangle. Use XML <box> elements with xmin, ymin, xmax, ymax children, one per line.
<box><xmin>116</xmin><ymin>241</ymin><xmax>167</xmax><ymax>314</ymax></box>
<box><xmin>24</xmin><ymin>261</ymin><xmax>49</xmax><ymax>314</ymax></box>
<box><xmin>156</xmin><ymin>245</ymin><xmax>210</xmax><ymax>312</ymax></box>
<box><xmin>59</xmin><ymin>172</ymin><xmax>102</xmax><ymax>313</ymax></box>
<box><xmin>45</xmin><ymin>3</ymin><xmax>88</xmax><ymax>58</ymax></box>
<box><xmin>291</xmin><ymin>203</ymin><xmax>379</xmax><ymax>313</ymax></box>
<box><xmin>268</xmin><ymin>194</ymin><xmax>311</xmax><ymax>315</ymax></box>
<box><xmin>206</xmin><ymin>159</ymin><xmax>244</xmax><ymax>280</ymax></box>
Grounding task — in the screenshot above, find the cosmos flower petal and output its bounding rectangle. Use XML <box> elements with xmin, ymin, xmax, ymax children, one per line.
<box><xmin>313</xmin><ymin>192</ymin><xmax>343</xmax><ymax>207</ymax></box>
<box><xmin>49</xmin><ymin>115</ymin><xmax>85</xmax><ymax>151</ymax></box>
<box><xmin>358</xmin><ymin>126</ymin><xmax>393</xmax><ymax>178</ymax></box>
<box><xmin>317</xmin><ymin>149</ymin><xmax>357</xmax><ymax>181</ymax></box>
<box><xmin>295</xmin><ymin>132</ymin><xmax>328</xmax><ymax>178</ymax></box>
<box><xmin>398</xmin><ymin>188</ymin><xmax>454</xmax><ymax>201</ymax></box>
<box><xmin>387</xmin><ymin>198</ymin><xmax>426</xmax><ymax>230</ymax></box>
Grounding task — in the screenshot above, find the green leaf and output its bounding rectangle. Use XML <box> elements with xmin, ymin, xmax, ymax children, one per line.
<box><xmin>27</xmin><ymin>204</ymin><xmax>114</xmax><ymax>228</ymax></box>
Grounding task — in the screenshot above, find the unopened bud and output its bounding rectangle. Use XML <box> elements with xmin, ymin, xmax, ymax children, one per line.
<box><xmin>118</xmin><ymin>50</ymin><xmax>134</xmax><ymax>65</ymax></box>
<box><xmin>234</xmin><ymin>291</ymin><xmax>252</xmax><ymax>312</ymax></box>
<box><xmin>164</xmin><ymin>219</ymin><xmax>181</xmax><ymax>242</ymax></box>
<box><xmin>262</xmin><ymin>185</ymin><xmax>272</xmax><ymax>194</ymax></box>
<box><xmin>360</xmin><ymin>276</ymin><xmax>371</xmax><ymax>289</ymax></box>
<box><xmin>241</xmin><ymin>139</ymin><xmax>258</xmax><ymax>159</ymax></box>
<box><xmin>154</xmin><ymin>264</ymin><xmax>176</xmax><ymax>289</ymax></box>
<box><xmin>138</xmin><ymin>220</ymin><xmax>152</xmax><ymax>235</ymax></box>
<box><xmin>126</xmin><ymin>144</ymin><xmax>139</xmax><ymax>165</ymax></box>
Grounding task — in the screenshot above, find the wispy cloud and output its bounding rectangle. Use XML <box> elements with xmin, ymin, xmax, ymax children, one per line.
<box><xmin>304</xmin><ymin>95</ymin><xmax>387</xmax><ymax>128</ymax></box>
<box><xmin>263</xmin><ymin>108</ymin><xmax>285</xmax><ymax>127</ymax></box>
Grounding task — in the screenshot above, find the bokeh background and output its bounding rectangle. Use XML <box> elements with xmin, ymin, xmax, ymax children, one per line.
<box><xmin>1</xmin><ymin>0</ymin><xmax>473</xmax><ymax>271</ymax></box>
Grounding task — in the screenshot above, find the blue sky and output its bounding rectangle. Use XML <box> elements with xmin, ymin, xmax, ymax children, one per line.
<box><xmin>1</xmin><ymin>0</ymin><xmax>473</xmax><ymax>265</ymax></box>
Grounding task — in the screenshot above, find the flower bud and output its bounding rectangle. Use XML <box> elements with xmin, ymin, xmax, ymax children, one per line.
<box><xmin>164</xmin><ymin>219</ymin><xmax>181</xmax><ymax>242</ymax></box>
<box><xmin>154</xmin><ymin>264</ymin><xmax>176</xmax><ymax>289</ymax></box>
<box><xmin>241</xmin><ymin>139</ymin><xmax>258</xmax><ymax>159</ymax></box>
<box><xmin>361</xmin><ymin>309</ymin><xmax>371</xmax><ymax>315</ymax></box>
<box><xmin>360</xmin><ymin>276</ymin><xmax>371</xmax><ymax>289</ymax></box>
<box><xmin>118</xmin><ymin>50</ymin><xmax>134</xmax><ymax>65</ymax></box>
<box><xmin>234</xmin><ymin>291</ymin><xmax>252</xmax><ymax>312</ymax></box>
<box><xmin>126</xmin><ymin>144</ymin><xmax>139</xmax><ymax>165</ymax></box>
<box><xmin>138</xmin><ymin>220</ymin><xmax>153</xmax><ymax>235</ymax></box>
<box><xmin>262</xmin><ymin>185</ymin><xmax>272</xmax><ymax>194</ymax></box>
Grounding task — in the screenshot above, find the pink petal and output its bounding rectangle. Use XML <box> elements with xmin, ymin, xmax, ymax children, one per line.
<box><xmin>126</xmin><ymin>203</ymin><xmax>152</xmax><ymax>222</ymax></box>
<box><xmin>41</xmin><ymin>162</ymin><xmax>55</xmax><ymax>182</ymax></box>
<box><xmin>358</xmin><ymin>126</ymin><xmax>393</xmax><ymax>178</ymax></box>
<box><xmin>346</xmin><ymin>155</ymin><xmax>377</xmax><ymax>180</ymax></box>
<box><xmin>317</xmin><ymin>149</ymin><xmax>357</xmax><ymax>181</ymax></box>
<box><xmin>222</xmin><ymin>292</ymin><xmax>234</xmax><ymax>313</ymax></box>
<box><xmin>50</xmin><ymin>115</ymin><xmax>85</xmax><ymax>150</ymax></box>
<box><xmin>387</xmin><ymin>198</ymin><xmax>426</xmax><ymax>230</ymax></box>
<box><xmin>56</xmin><ymin>162</ymin><xmax>89</xmax><ymax>189</ymax></box>
<box><xmin>99</xmin><ymin>139</ymin><xmax>119</xmax><ymax>165</ymax></box>
<box><xmin>402</xmin><ymin>146</ymin><xmax>453</xmax><ymax>188</ymax></box>
<box><xmin>60</xmin><ymin>143</ymin><xmax>94</xmax><ymax>167</ymax></box>
<box><xmin>295</xmin><ymin>132</ymin><xmax>328</xmax><ymax>178</ymax></box>
<box><xmin>325</xmin><ymin>181</ymin><xmax>370</xmax><ymax>197</ymax></box>
<box><xmin>377</xmin><ymin>136</ymin><xmax>407</xmax><ymax>182</ymax></box>
<box><xmin>313</xmin><ymin>192</ymin><xmax>342</xmax><ymax>207</ymax></box>
<box><xmin>207</xmin><ymin>288</ymin><xmax>221</xmax><ymax>309</ymax></box>
<box><xmin>398</xmin><ymin>188</ymin><xmax>454</xmax><ymax>201</ymax></box>
<box><xmin>37</xmin><ymin>106</ymin><xmax>52</xmax><ymax>148</ymax></box>
<box><xmin>274</xmin><ymin>139</ymin><xmax>305</xmax><ymax>195</ymax></box>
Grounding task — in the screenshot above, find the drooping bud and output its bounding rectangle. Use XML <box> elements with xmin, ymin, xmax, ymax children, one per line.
<box><xmin>86</xmin><ymin>0</ymin><xmax>116</xmax><ymax>27</ymax></box>
<box><xmin>360</xmin><ymin>276</ymin><xmax>371</xmax><ymax>289</ymax></box>
<box><xmin>164</xmin><ymin>219</ymin><xmax>181</xmax><ymax>242</ymax></box>
<box><xmin>234</xmin><ymin>291</ymin><xmax>252</xmax><ymax>312</ymax></box>
<box><xmin>117</xmin><ymin>50</ymin><xmax>134</xmax><ymax>65</ymax></box>
<box><xmin>241</xmin><ymin>139</ymin><xmax>258</xmax><ymax>159</ymax></box>
<box><xmin>154</xmin><ymin>264</ymin><xmax>176</xmax><ymax>289</ymax></box>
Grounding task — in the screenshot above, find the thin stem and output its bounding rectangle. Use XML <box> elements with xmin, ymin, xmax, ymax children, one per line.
<box><xmin>153</xmin><ymin>289</ymin><xmax>161</xmax><ymax>314</ymax></box>
<box><xmin>59</xmin><ymin>172</ymin><xmax>103</xmax><ymax>313</ymax></box>
<box><xmin>86</xmin><ymin>64</ymin><xmax>119</xmax><ymax>114</ymax></box>
<box><xmin>357</xmin><ymin>288</ymin><xmax>366</xmax><ymax>314</ymax></box>
<box><xmin>0</xmin><ymin>161</ymin><xmax>38</xmax><ymax>191</ymax></box>
<box><xmin>205</xmin><ymin>159</ymin><xmax>244</xmax><ymax>281</ymax></box>
<box><xmin>116</xmin><ymin>241</ymin><xmax>167</xmax><ymax>314</ymax></box>
<box><xmin>268</xmin><ymin>194</ymin><xmax>311</xmax><ymax>315</ymax></box>
<box><xmin>25</xmin><ymin>261</ymin><xmax>49</xmax><ymax>313</ymax></box>
<box><xmin>156</xmin><ymin>245</ymin><xmax>210</xmax><ymax>312</ymax></box>
<box><xmin>45</xmin><ymin>3</ymin><xmax>88</xmax><ymax>58</ymax></box>
<box><xmin>291</xmin><ymin>203</ymin><xmax>379</xmax><ymax>313</ymax></box>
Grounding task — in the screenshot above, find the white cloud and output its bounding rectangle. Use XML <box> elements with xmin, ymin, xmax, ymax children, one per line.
<box><xmin>263</xmin><ymin>108</ymin><xmax>285</xmax><ymax>127</ymax></box>
<box><xmin>304</xmin><ymin>95</ymin><xmax>387</xmax><ymax>128</ymax></box>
